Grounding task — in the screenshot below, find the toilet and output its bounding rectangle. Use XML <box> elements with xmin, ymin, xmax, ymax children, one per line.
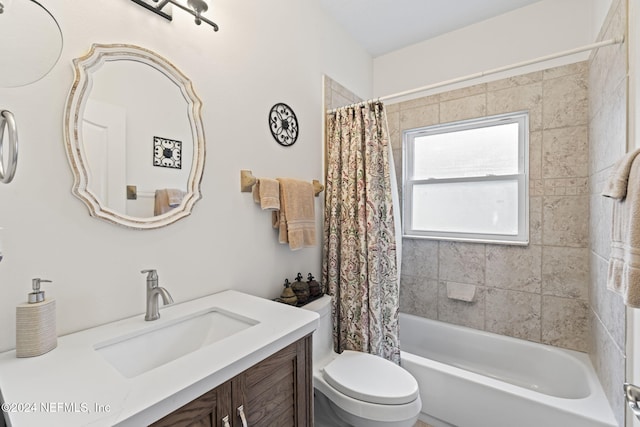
<box><xmin>302</xmin><ymin>295</ymin><xmax>422</xmax><ymax>427</ymax></box>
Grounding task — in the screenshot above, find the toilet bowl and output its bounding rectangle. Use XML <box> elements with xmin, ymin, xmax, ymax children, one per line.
<box><xmin>302</xmin><ymin>295</ymin><xmax>422</xmax><ymax>427</ymax></box>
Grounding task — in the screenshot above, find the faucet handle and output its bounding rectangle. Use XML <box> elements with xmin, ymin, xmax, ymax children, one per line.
<box><xmin>140</xmin><ymin>269</ymin><xmax>158</xmax><ymax>288</ymax></box>
<box><xmin>141</xmin><ymin>269</ymin><xmax>158</xmax><ymax>283</ymax></box>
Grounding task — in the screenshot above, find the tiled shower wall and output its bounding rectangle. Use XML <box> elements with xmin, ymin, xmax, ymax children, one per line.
<box><xmin>389</xmin><ymin>62</ymin><xmax>591</xmax><ymax>353</ymax></box>
<box><xmin>323</xmin><ymin>75</ymin><xmax>363</xmax><ymax>111</ymax></box>
<box><xmin>588</xmin><ymin>0</ymin><xmax>627</xmax><ymax>424</ymax></box>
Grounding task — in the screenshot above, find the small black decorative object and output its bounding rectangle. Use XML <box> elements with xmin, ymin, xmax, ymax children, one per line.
<box><xmin>153</xmin><ymin>136</ymin><xmax>182</xmax><ymax>169</ymax></box>
<box><xmin>280</xmin><ymin>279</ymin><xmax>298</xmax><ymax>305</ymax></box>
<box><xmin>291</xmin><ymin>272</ymin><xmax>310</xmax><ymax>304</ymax></box>
<box><xmin>307</xmin><ymin>273</ymin><xmax>322</xmax><ymax>297</ymax></box>
<box><xmin>269</xmin><ymin>103</ymin><xmax>298</xmax><ymax>146</ymax></box>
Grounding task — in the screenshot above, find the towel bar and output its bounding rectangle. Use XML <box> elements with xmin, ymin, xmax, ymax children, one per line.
<box><xmin>0</xmin><ymin>110</ymin><xmax>18</xmax><ymax>184</ymax></box>
<box><xmin>240</xmin><ymin>169</ymin><xmax>324</xmax><ymax>197</ymax></box>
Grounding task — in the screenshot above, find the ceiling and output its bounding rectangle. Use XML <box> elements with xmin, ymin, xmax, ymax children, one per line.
<box><xmin>319</xmin><ymin>0</ymin><xmax>544</xmax><ymax>57</ymax></box>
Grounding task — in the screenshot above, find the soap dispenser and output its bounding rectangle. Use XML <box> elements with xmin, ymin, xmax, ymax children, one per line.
<box><xmin>16</xmin><ymin>278</ymin><xmax>57</xmax><ymax>358</ymax></box>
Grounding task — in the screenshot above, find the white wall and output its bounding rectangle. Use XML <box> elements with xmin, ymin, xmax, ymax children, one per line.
<box><xmin>0</xmin><ymin>0</ymin><xmax>372</xmax><ymax>352</ymax></box>
<box><xmin>373</xmin><ymin>0</ymin><xmax>607</xmax><ymax>100</ymax></box>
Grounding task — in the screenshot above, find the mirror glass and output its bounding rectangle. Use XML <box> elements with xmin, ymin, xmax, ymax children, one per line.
<box><xmin>0</xmin><ymin>0</ymin><xmax>63</xmax><ymax>87</ymax></box>
<box><xmin>64</xmin><ymin>44</ymin><xmax>205</xmax><ymax>229</ymax></box>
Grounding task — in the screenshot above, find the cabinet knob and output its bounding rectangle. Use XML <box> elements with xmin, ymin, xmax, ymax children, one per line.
<box><xmin>237</xmin><ymin>405</ymin><xmax>248</xmax><ymax>427</ymax></box>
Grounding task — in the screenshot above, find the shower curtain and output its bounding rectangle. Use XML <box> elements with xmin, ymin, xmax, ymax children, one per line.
<box><xmin>322</xmin><ymin>100</ymin><xmax>400</xmax><ymax>364</ymax></box>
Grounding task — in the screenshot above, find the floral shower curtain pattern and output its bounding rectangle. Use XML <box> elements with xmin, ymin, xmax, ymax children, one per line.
<box><xmin>322</xmin><ymin>101</ymin><xmax>400</xmax><ymax>364</ymax></box>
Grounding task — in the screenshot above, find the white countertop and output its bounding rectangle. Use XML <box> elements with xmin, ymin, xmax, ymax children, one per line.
<box><xmin>0</xmin><ymin>290</ymin><xmax>319</xmax><ymax>426</ymax></box>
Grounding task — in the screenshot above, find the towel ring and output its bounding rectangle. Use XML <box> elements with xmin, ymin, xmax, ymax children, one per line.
<box><xmin>0</xmin><ymin>110</ymin><xmax>18</xmax><ymax>184</ymax></box>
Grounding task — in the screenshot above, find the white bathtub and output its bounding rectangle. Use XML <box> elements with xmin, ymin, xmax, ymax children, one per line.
<box><xmin>399</xmin><ymin>313</ymin><xmax>617</xmax><ymax>427</ymax></box>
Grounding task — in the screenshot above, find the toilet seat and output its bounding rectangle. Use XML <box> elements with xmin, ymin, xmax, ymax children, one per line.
<box><xmin>322</xmin><ymin>350</ymin><xmax>419</xmax><ymax>405</ymax></box>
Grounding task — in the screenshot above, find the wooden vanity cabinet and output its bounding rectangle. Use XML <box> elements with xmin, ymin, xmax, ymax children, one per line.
<box><xmin>150</xmin><ymin>334</ymin><xmax>313</xmax><ymax>427</ymax></box>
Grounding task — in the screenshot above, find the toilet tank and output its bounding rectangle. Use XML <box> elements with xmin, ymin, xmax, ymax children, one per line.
<box><xmin>301</xmin><ymin>294</ymin><xmax>333</xmax><ymax>363</ymax></box>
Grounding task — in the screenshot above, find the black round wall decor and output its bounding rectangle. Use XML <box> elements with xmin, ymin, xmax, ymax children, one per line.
<box><xmin>269</xmin><ymin>103</ymin><xmax>299</xmax><ymax>146</ymax></box>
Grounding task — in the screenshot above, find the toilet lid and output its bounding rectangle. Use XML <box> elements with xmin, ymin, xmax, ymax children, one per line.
<box><xmin>322</xmin><ymin>350</ymin><xmax>419</xmax><ymax>405</ymax></box>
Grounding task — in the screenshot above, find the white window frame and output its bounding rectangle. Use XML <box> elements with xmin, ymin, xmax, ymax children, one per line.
<box><xmin>402</xmin><ymin>111</ymin><xmax>529</xmax><ymax>245</ymax></box>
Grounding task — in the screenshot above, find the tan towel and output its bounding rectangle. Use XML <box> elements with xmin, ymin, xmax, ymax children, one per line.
<box><xmin>154</xmin><ymin>189</ymin><xmax>185</xmax><ymax>215</ymax></box>
<box><xmin>272</xmin><ymin>178</ymin><xmax>316</xmax><ymax>250</ymax></box>
<box><xmin>602</xmin><ymin>148</ymin><xmax>640</xmax><ymax>199</ymax></box>
<box><xmin>604</xmin><ymin>150</ymin><xmax>640</xmax><ymax>307</ymax></box>
<box><xmin>251</xmin><ymin>178</ymin><xmax>280</xmax><ymax>210</ymax></box>
<box><xmin>167</xmin><ymin>189</ymin><xmax>185</xmax><ymax>206</ymax></box>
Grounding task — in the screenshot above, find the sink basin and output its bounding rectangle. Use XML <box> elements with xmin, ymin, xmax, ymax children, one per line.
<box><xmin>94</xmin><ymin>309</ymin><xmax>258</xmax><ymax>378</ymax></box>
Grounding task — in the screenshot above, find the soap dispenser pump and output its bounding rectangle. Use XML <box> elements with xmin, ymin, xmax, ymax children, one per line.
<box><xmin>16</xmin><ymin>278</ymin><xmax>57</xmax><ymax>358</ymax></box>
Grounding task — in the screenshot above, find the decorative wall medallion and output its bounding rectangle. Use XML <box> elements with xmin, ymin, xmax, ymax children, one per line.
<box><xmin>154</xmin><ymin>136</ymin><xmax>182</xmax><ymax>169</ymax></box>
<box><xmin>269</xmin><ymin>103</ymin><xmax>298</xmax><ymax>146</ymax></box>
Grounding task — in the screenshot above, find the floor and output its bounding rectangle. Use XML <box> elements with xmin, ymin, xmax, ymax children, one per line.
<box><xmin>414</xmin><ymin>421</ymin><xmax>434</xmax><ymax>427</ymax></box>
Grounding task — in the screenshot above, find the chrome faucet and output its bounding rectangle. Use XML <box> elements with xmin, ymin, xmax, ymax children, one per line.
<box><xmin>141</xmin><ymin>269</ymin><xmax>174</xmax><ymax>321</ymax></box>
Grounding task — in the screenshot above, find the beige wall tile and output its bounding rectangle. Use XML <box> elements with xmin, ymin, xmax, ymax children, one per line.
<box><xmin>542</xmin><ymin>73</ymin><xmax>588</xmax><ymax>129</ymax></box>
<box><xmin>487</xmin><ymin>83</ymin><xmax>543</xmax><ymax>130</ymax></box>
<box><xmin>387</xmin><ymin>110</ymin><xmax>401</xmax><ymax>150</ymax></box>
<box><xmin>542</xmin><ymin>126</ymin><xmax>588</xmax><ymax>179</ymax></box>
<box><xmin>400</xmin><ymin>276</ymin><xmax>438</xmax><ymax>319</ymax></box>
<box><xmin>331</xmin><ymin>79</ymin><xmax>362</xmax><ymax>103</ymax></box>
<box><xmin>486</xmin><ymin>71</ymin><xmax>542</xmax><ymax>91</ymax></box>
<box><xmin>543</xmin><ymin>61</ymin><xmax>587</xmax><ymax>80</ymax></box>
<box><xmin>485</xmin><ymin>245</ymin><xmax>541</xmax><ymax>293</ymax></box>
<box><xmin>439</xmin><ymin>242</ymin><xmax>485</xmax><ymax>285</ymax></box>
<box><xmin>324</xmin><ymin>76</ymin><xmax>333</xmax><ymax>108</ymax></box>
<box><xmin>543</xmin><ymin>177</ymin><xmax>588</xmax><ymax>196</ymax></box>
<box><xmin>589</xmin><ymin>80</ymin><xmax>627</xmax><ymax>174</ymax></box>
<box><xmin>589</xmin><ymin>310</ymin><xmax>626</xmax><ymax>427</ymax></box>
<box><xmin>401</xmin><ymin>239</ymin><xmax>438</xmax><ymax>279</ymax></box>
<box><xmin>590</xmin><ymin>252</ymin><xmax>625</xmax><ymax>351</ymax></box>
<box><xmin>386</xmin><ymin>103</ymin><xmax>400</xmax><ymax>114</ymax></box>
<box><xmin>439</xmin><ymin>83</ymin><xmax>486</xmax><ymax>102</ymax></box>
<box><xmin>393</xmin><ymin>148</ymin><xmax>403</xmax><ymax>203</ymax></box>
<box><xmin>399</xmin><ymin>95</ymin><xmax>440</xmax><ymax>110</ymax></box>
<box><xmin>530</xmin><ymin>179</ymin><xmax>543</xmax><ymax>197</ymax></box>
<box><xmin>400</xmin><ymin>104</ymin><xmax>439</xmax><ymax>131</ymax></box>
<box><xmin>589</xmin><ymin>2</ymin><xmax>627</xmax><ymax>119</ymax></box>
<box><xmin>485</xmin><ymin>288</ymin><xmax>541</xmax><ymax>342</ymax></box>
<box><xmin>541</xmin><ymin>296</ymin><xmax>587</xmax><ymax>351</ymax></box>
<box><xmin>542</xmin><ymin>246</ymin><xmax>589</xmax><ymax>299</ymax></box>
<box><xmin>590</xmin><ymin>190</ymin><xmax>613</xmax><ymax>260</ymax></box>
<box><xmin>437</xmin><ymin>281</ymin><xmax>485</xmax><ymax>330</ymax></box>
<box><xmin>542</xmin><ymin>196</ymin><xmax>589</xmax><ymax>247</ymax></box>
<box><xmin>529</xmin><ymin>130</ymin><xmax>542</xmax><ymax>180</ymax></box>
<box><xmin>440</xmin><ymin>93</ymin><xmax>486</xmax><ymax>123</ymax></box>
<box><xmin>529</xmin><ymin>196</ymin><xmax>542</xmax><ymax>245</ymax></box>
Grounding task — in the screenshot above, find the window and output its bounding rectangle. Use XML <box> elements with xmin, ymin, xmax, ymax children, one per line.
<box><xmin>403</xmin><ymin>111</ymin><xmax>529</xmax><ymax>245</ymax></box>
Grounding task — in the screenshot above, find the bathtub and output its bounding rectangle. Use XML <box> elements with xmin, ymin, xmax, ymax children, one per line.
<box><xmin>399</xmin><ymin>313</ymin><xmax>617</xmax><ymax>427</ymax></box>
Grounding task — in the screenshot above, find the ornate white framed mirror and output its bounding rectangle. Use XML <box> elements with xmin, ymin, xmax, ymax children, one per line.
<box><xmin>63</xmin><ymin>44</ymin><xmax>205</xmax><ymax>229</ymax></box>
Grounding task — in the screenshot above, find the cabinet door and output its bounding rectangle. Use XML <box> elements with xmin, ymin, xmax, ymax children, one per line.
<box><xmin>233</xmin><ymin>335</ymin><xmax>312</xmax><ymax>427</ymax></box>
<box><xmin>150</xmin><ymin>381</ymin><xmax>232</xmax><ymax>427</ymax></box>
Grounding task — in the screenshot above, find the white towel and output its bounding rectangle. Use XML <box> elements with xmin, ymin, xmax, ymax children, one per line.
<box><xmin>604</xmin><ymin>150</ymin><xmax>640</xmax><ymax>307</ymax></box>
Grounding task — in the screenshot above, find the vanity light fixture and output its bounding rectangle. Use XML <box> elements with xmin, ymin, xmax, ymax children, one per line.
<box><xmin>130</xmin><ymin>0</ymin><xmax>218</xmax><ymax>31</ymax></box>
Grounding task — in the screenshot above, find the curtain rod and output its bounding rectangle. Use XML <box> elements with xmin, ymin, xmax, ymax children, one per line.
<box><xmin>327</xmin><ymin>36</ymin><xmax>624</xmax><ymax>114</ymax></box>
